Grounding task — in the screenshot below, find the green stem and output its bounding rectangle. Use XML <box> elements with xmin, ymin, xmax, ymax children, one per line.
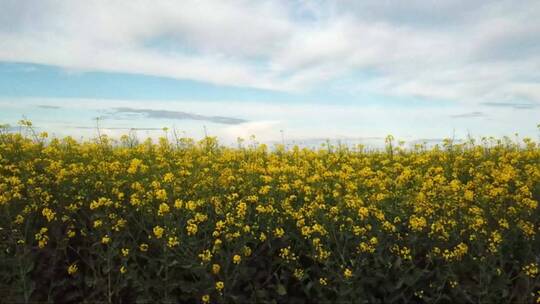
<box><xmin>108</xmin><ymin>244</ymin><xmax>112</xmax><ymax>304</ymax></box>
<box><xmin>17</xmin><ymin>252</ymin><xmax>29</xmax><ymax>303</ymax></box>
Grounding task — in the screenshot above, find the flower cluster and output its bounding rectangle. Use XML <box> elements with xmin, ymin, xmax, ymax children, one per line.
<box><xmin>0</xmin><ymin>129</ymin><xmax>539</xmax><ymax>303</ymax></box>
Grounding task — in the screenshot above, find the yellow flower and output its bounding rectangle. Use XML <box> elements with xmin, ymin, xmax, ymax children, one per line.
<box><xmin>127</xmin><ymin>158</ymin><xmax>143</xmax><ymax>174</ymax></box>
<box><xmin>202</xmin><ymin>294</ymin><xmax>210</xmax><ymax>303</ymax></box>
<box><xmin>442</xmin><ymin>243</ymin><xmax>468</xmax><ymax>261</ymax></box>
<box><xmin>120</xmin><ymin>266</ymin><xmax>127</xmax><ymax>274</ymax></box>
<box><xmin>358</xmin><ymin>207</ymin><xmax>369</xmax><ymax>220</ymax></box>
<box><xmin>279</xmin><ymin>246</ymin><xmax>298</xmax><ymax>261</ymax></box>
<box><xmin>163</xmin><ymin>172</ymin><xmax>175</xmax><ymax>183</ymax></box>
<box><xmin>42</xmin><ymin>208</ymin><xmax>55</xmax><ymax>222</ymax></box>
<box><xmin>14</xmin><ymin>214</ymin><xmax>24</xmax><ymax>224</ymax></box>
<box><xmin>212</xmin><ymin>264</ymin><xmax>221</xmax><ymax>275</ymax></box>
<box><xmin>464</xmin><ymin>190</ymin><xmax>474</xmax><ymax>201</ymax></box>
<box><xmin>233</xmin><ymin>254</ymin><xmax>242</xmax><ymax>264</ymax></box>
<box><xmin>210</xmin><ymin>237</ymin><xmax>223</xmax><ymax>250</ymax></box>
<box><xmin>358</xmin><ymin>241</ymin><xmax>375</xmax><ymax>254</ymax></box>
<box><xmin>168</xmin><ymin>236</ymin><xmax>179</xmax><ymax>248</ymax></box>
<box><xmin>344</xmin><ymin>268</ymin><xmax>353</xmax><ymax>279</ymax></box>
<box><xmin>409</xmin><ymin>215</ymin><xmax>427</xmax><ymax>232</ymax></box>
<box><xmin>67</xmin><ymin>230</ymin><xmax>76</xmax><ymax>238</ymax></box>
<box><xmin>35</xmin><ymin>227</ymin><xmax>49</xmax><ymax>249</ymax></box>
<box><xmin>153</xmin><ymin>226</ymin><xmax>164</xmax><ymax>239</ymax></box>
<box><xmin>274</xmin><ymin>227</ymin><xmax>285</xmax><ymax>238</ymax></box>
<box><xmin>319</xmin><ymin>278</ymin><xmax>327</xmax><ymax>286</ymax></box>
<box><xmin>139</xmin><ymin>243</ymin><xmax>149</xmax><ymax>252</ymax></box>
<box><xmin>293</xmin><ymin>268</ymin><xmax>304</xmax><ymax>280</ymax></box>
<box><xmin>498</xmin><ymin>219</ymin><xmax>509</xmax><ymax>229</ymax></box>
<box><xmin>215</xmin><ymin>281</ymin><xmax>224</xmax><ymax>292</ymax></box>
<box><xmin>67</xmin><ymin>263</ymin><xmax>78</xmax><ymax>275</ymax></box>
<box><xmin>198</xmin><ymin>250</ymin><xmax>213</xmax><ymax>263</ymax></box>
<box><xmin>101</xmin><ymin>235</ymin><xmax>111</xmax><ymax>244</ymax></box>
<box><xmin>174</xmin><ymin>199</ymin><xmax>183</xmax><ymax>209</ymax></box>
<box><xmin>187</xmin><ymin>200</ymin><xmax>197</xmax><ymax>211</ymax></box>
<box><xmin>113</xmin><ymin>219</ymin><xmax>127</xmax><ymax>232</ymax></box>
<box><xmin>186</xmin><ymin>223</ymin><xmax>198</xmax><ymax>235</ymax></box>
<box><xmin>158</xmin><ymin>203</ymin><xmax>170</xmax><ymax>216</ymax></box>
<box><xmin>518</xmin><ymin>220</ymin><xmax>535</xmax><ymax>238</ymax></box>
<box><xmin>242</xmin><ymin>246</ymin><xmax>252</xmax><ymax>257</ymax></box>
<box><xmin>155</xmin><ymin>189</ymin><xmax>168</xmax><ymax>201</ymax></box>
<box><xmin>523</xmin><ymin>263</ymin><xmax>539</xmax><ymax>278</ymax></box>
<box><xmin>121</xmin><ymin>248</ymin><xmax>129</xmax><ymax>257</ymax></box>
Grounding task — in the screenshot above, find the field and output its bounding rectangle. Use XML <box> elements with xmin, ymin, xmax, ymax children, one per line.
<box><xmin>1</xmin><ymin>124</ymin><xmax>539</xmax><ymax>303</ymax></box>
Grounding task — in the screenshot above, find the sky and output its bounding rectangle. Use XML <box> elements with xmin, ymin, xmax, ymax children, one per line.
<box><xmin>0</xmin><ymin>0</ymin><xmax>539</xmax><ymax>146</ymax></box>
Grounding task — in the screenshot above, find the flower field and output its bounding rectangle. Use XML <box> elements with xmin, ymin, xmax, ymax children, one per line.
<box><xmin>1</xmin><ymin>127</ymin><xmax>539</xmax><ymax>303</ymax></box>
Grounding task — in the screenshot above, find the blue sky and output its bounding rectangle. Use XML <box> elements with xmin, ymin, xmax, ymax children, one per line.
<box><xmin>0</xmin><ymin>1</ymin><xmax>539</xmax><ymax>145</ymax></box>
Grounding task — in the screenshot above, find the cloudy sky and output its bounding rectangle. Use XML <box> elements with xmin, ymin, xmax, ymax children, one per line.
<box><xmin>0</xmin><ymin>0</ymin><xmax>539</xmax><ymax>146</ymax></box>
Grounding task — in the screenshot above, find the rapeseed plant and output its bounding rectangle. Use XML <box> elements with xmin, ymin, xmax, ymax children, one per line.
<box><xmin>0</xmin><ymin>126</ymin><xmax>539</xmax><ymax>303</ymax></box>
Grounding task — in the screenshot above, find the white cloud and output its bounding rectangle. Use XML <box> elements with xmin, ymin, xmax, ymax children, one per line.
<box><xmin>1</xmin><ymin>97</ymin><xmax>538</xmax><ymax>147</ymax></box>
<box><xmin>221</xmin><ymin>120</ymin><xmax>282</xmax><ymax>142</ymax></box>
<box><xmin>0</xmin><ymin>0</ymin><xmax>539</xmax><ymax>105</ymax></box>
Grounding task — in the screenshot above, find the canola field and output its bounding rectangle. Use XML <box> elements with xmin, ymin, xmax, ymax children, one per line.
<box><xmin>1</xmin><ymin>126</ymin><xmax>539</xmax><ymax>303</ymax></box>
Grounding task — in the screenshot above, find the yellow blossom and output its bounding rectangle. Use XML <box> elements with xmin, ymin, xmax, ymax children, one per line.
<box><xmin>153</xmin><ymin>226</ymin><xmax>164</xmax><ymax>239</ymax></box>
<box><xmin>14</xmin><ymin>214</ymin><xmax>24</xmax><ymax>224</ymax></box>
<box><xmin>409</xmin><ymin>215</ymin><xmax>427</xmax><ymax>232</ymax></box>
<box><xmin>163</xmin><ymin>172</ymin><xmax>175</xmax><ymax>183</ymax></box>
<box><xmin>186</xmin><ymin>222</ymin><xmax>198</xmax><ymax>235</ymax></box>
<box><xmin>293</xmin><ymin>268</ymin><xmax>304</xmax><ymax>280</ymax></box>
<box><xmin>174</xmin><ymin>199</ymin><xmax>183</xmax><ymax>209</ymax></box>
<box><xmin>158</xmin><ymin>203</ymin><xmax>170</xmax><ymax>216</ymax></box>
<box><xmin>199</xmin><ymin>250</ymin><xmax>213</xmax><ymax>263</ymax></box>
<box><xmin>67</xmin><ymin>263</ymin><xmax>78</xmax><ymax>275</ymax></box>
<box><xmin>139</xmin><ymin>243</ymin><xmax>149</xmax><ymax>252</ymax></box>
<box><xmin>155</xmin><ymin>189</ymin><xmax>168</xmax><ymax>201</ymax></box>
<box><xmin>35</xmin><ymin>227</ymin><xmax>49</xmax><ymax>248</ymax></box>
<box><xmin>101</xmin><ymin>235</ymin><xmax>111</xmax><ymax>244</ymax></box>
<box><xmin>523</xmin><ymin>263</ymin><xmax>539</xmax><ymax>278</ymax></box>
<box><xmin>42</xmin><ymin>208</ymin><xmax>55</xmax><ymax>222</ymax></box>
<box><xmin>67</xmin><ymin>230</ymin><xmax>76</xmax><ymax>238</ymax></box>
<box><xmin>274</xmin><ymin>227</ymin><xmax>285</xmax><ymax>238</ymax></box>
<box><xmin>168</xmin><ymin>236</ymin><xmax>179</xmax><ymax>248</ymax></box>
<box><xmin>212</xmin><ymin>264</ymin><xmax>221</xmax><ymax>275</ymax></box>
